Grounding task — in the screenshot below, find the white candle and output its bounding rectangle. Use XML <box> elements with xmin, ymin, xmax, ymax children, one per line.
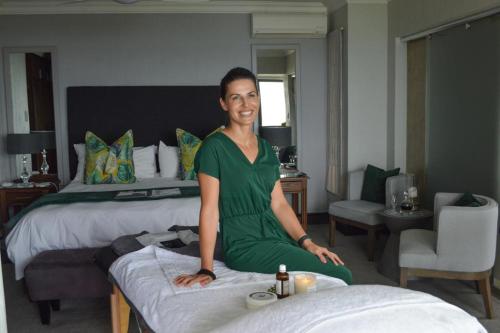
<box><xmin>294</xmin><ymin>274</ymin><xmax>317</xmax><ymax>294</ymax></box>
<box><xmin>408</xmin><ymin>186</ymin><xmax>418</xmax><ymax>199</ymax></box>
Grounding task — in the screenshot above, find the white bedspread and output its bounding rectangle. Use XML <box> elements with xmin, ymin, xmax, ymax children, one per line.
<box><xmin>6</xmin><ymin>178</ymin><xmax>200</xmax><ymax>279</ymax></box>
<box><xmin>110</xmin><ymin>246</ymin><xmax>486</xmax><ymax>333</ymax></box>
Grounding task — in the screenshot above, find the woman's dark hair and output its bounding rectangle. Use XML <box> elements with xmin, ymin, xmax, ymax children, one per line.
<box><xmin>220</xmin><ymin>67</ymin><xmax>258</xmax><ymax>99</ymax></box>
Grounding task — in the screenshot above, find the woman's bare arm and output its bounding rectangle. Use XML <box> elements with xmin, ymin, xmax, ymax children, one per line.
<box><xmin>199</xmin><ymin>173</ymin><xmax>220</xmax><ymax>272</ymax></box>
<box><xmin>270</xmin><ymin>180</ymin><xmax>308</xmax><ymax>240</ymax></box>
<box><xmin>174</xmin><ymin>173</ymin><xmax>220</xmax><ymax>286</ymax></box>
<box><xmin>270</xmin><ymin>180</ymin><xmax>344</xmax><ymax>265</ymax></box>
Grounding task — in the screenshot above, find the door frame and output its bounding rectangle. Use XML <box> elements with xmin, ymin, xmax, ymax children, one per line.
<box><xmin>2</xmin><ymin>46</ymin><xmax>61</xmax><ymax>180</ymax></box>
<box><xmin>251</xmin><ymin>44</ymin><xmax>302</xmax><ymax>168</ymax></box>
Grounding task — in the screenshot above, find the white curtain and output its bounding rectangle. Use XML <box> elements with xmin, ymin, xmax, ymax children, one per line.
<box><xmin>326</xmin><ymin>29</ymin><xmax>346</xmax><ymax>197</ymax></box>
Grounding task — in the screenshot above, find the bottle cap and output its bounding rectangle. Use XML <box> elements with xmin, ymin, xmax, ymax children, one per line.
<box><xmin>279</xmin><ymin>264</ymin><xmax>286</xmax><ymax>273</ymax></box>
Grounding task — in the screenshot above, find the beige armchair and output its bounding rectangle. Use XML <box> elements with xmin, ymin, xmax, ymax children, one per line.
<box><xmin>399</xmin><ymin>193</ymin><xmax>498</xmax><ymax>318</ymax></box>
<box><xmin>328</xmin><ymin>170</ymin><xmax>410</xmax><ymax>261</ymax></box>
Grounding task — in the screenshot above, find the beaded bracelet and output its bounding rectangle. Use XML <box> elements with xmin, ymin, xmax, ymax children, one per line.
<box><xmin>197</xmin><ymin>268</ymin><xmax>216</xmax><ymax>281</ymax></box>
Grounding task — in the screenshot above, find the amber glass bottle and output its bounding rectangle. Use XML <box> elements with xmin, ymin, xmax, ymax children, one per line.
<box><xmin>275</xmin><ymin>264</ymin><xmax>289</xmax><ymax>299</ymax></box>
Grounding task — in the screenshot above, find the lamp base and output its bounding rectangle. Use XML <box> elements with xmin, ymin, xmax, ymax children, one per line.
<box><xmin>40</xmin><ymin>149</ymin><xmax>49</xmax><ymax>175</ymax></box>
<box><xmin>20</xmin><ymin>154</ymin><xmax>31</xmax><ymax>185</ymax></box>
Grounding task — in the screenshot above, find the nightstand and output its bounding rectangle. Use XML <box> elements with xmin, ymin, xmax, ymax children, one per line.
<box><xmin>0</xmin><ymin>175</ymin><xmax>59</xmax><ymax>225</ymax></box>
<box><xmin>280</xmin><ymin>175</ymin><xmax>308</xmax><ymax>231</ymax></box>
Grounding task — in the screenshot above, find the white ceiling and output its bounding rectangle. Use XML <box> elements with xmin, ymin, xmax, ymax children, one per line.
<box><xmin>0</xmin><ymin>0</ymin><xmax>390</xmax><ymax>15</ymax></box>
<box><xmin>0</xmin><ymin>0</ymin><xmax>348</xmax><ymax>15</ymax></box>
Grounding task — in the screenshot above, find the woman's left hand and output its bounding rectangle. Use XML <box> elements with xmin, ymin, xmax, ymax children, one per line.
<box><xmin>303</xmin><ymin>240</ymin><xmax>345</xmax><ymax>266</ymax></box>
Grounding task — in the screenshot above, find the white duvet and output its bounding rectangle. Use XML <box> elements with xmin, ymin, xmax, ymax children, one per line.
<box><xmin>6</xmin><ymin>178</ymin><xmax>200</xmax><ymax>279</ymax></box>
<box><xmin>110</xmin><ymin>246</ymin><xmax>486</xmax><ymax>333</ymax></box>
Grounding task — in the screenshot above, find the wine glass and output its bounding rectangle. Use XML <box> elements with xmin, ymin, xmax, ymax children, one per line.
<box><xmin>391</xmin><ymin>194</ymin><xmax>397</xmax><ymax>211</ymax></box>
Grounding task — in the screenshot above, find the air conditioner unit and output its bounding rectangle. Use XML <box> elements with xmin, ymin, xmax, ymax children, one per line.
<box><xmin>252</xmin><ymin>13</ymin><xmax>327</xmax><ymax>38</ymax></box>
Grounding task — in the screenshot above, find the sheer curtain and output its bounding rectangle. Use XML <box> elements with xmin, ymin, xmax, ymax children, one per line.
<box><xmin>326</xmin><ymin>28</ymin><xmax>346</xmax><ymax>197</ymax></box>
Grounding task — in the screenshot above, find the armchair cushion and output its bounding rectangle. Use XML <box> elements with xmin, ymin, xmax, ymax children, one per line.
<box><xmin>399</xmin><ymin>229</ymin><xmax>437</xmax><ymax>269</ymax></box>
<box><xmin>453</xmin><ymin>192</ymin><xmax>483</xmax><ymax>207</ymax></box>
<box><xmin>361</xmin><ymin>164</ymin><xmax>400</xmax><ymax>204</ymax></box>
<box><xmin>329</xmin><ymin>200</ymin><xmax>384</xmax><ymax>226</ymax></box>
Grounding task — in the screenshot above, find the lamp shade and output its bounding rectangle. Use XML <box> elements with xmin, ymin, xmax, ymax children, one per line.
<box><xmin>259</xmin><ymin>126</ymin><xmax>292</xmax><ymax>147</ymax></box>
<box><xmin>6</xmin><ymin>131</ymin><xmax>56</xmax><ymax>154</ymax></box>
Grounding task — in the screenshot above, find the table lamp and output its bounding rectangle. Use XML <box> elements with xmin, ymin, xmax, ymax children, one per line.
<box><xmin>6</xmin><ymin>131</ymin><xmax>56</xmax><ymax>184</ymax></box>
<box><xmin>259</xmin><ymin>126</ymin><xmax>292</xmax><ymax>162</ymax></box>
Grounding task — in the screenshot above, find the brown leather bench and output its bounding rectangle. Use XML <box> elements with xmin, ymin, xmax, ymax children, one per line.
<box><xmin>24</xmin><ymin>248</ymin><xmax>112</xmax><ymax>325</ymax></box>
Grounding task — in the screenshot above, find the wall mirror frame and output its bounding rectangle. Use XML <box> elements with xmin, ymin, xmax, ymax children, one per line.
<box><xmin>251</xmin><ymin>44</ymin><xmax>301</xmax><ymax>168</ymax></box>
<box><xmin>3</xmin><ymin>46</ymin><xmax>61</xmax><ymax>182</ymax></box>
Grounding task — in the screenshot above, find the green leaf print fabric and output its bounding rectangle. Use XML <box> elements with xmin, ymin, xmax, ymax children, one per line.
<box><xmin>84</xmin><ymin>130</ymin><xmax>136</xmax><ymax>184</ymax></box>
<box><xmin>176</xmin><ymin>127</ymin><xmax>224</xmax><ymax>180</ymax></box>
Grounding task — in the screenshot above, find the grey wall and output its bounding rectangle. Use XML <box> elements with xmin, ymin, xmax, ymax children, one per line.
<box><xmin>347</xmin><ymin>4</ymin><xmax>388</xmax><ymax>171</ymax></box>
<box><xmin>329</xmin><ymin>3</ymin><xmax>389</xmax><ymax>174</ymax></box>
<box><xmin>0</xmin><ymin>13</ymin><xmax>329</xmax><ymax>212</ymax></box>
<box><xmin>387</xmin><ymin>0</ymin><xmax>500</xmax><ymax>168</ymax></box>
<box><xmin>257</xmin><ymin>56</ymin><xmax>287</xmax><ymax>74</ymax></box>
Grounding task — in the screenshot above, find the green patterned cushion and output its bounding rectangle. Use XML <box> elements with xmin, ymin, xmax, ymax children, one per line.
<box><xmin>84</xmin><ymin>130</ymin><xmax>136</xmax><ymax>184</ymax></box>
<box><xmin>176</xmin><ymin>127</ymin><xmax>223</xmax><ymax>180</ymax></box>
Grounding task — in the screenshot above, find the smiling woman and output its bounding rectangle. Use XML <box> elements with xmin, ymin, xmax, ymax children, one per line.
<box><xmin>174</xmin><ymin>67</ymin><xmax>352</xmax><ymax>289</ymax></box>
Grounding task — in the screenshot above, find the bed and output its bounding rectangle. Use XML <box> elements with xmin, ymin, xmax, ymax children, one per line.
<box><xmin>6</xmin><ymin>85</ymin><xmax>227</xmax><ymax>279</ymax></box>
<box><xmin>109</xmin><ymin>246</ymin><xmax>487</xmax><ymax>333</ymax></box>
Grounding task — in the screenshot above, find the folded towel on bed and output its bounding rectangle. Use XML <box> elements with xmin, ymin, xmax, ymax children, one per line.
<box><xmin>95</xmin><ymin>228</ymin><xmax>223</xmax><ymax>274</ymax></box>
<box><xmin>110</xmin><ymin>246</ymin><xmax>486</xmax><ymax>333</ymax></box>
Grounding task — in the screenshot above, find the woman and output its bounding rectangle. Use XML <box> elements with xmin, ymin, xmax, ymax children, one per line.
<box><xmin>175</xmin><ymin>67</ymin><xmax>352</xmax><ymax>287</ymax></box>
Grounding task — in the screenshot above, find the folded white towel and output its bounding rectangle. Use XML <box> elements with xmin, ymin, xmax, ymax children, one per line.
<box><xmin>135</xmin><ymin>231</ymin><xmax>177</xmax><ymax>247</ymax></box>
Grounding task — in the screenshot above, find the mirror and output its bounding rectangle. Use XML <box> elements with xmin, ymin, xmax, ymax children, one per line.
<box><xmin>4</xmin><ymin>50</ymin><xmax>57</xmax><ymax>178</ymax></box>
<box><xmin>254</xmin><ymin>47</ymin><xmax>298</xmax><ymax>165</ymax></box>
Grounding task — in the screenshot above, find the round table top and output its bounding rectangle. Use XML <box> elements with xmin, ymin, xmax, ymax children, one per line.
<box><xmin>378</xmin><ymin>208</ymin><xmax>433</xmax><ymax>219</ymax></box>
<box><xmin>378</xmin><ymin>208</ymin><xmax>433</xmax><ymax>233</ymax></box>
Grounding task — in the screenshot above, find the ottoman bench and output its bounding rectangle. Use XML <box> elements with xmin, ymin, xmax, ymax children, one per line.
<box><xmin>24</xmin><ymin>248</ymin><xmax>112</xmax><ymax>325</ymax></box>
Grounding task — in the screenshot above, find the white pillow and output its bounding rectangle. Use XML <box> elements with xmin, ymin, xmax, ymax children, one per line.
<box><xmin>133</xmin><ymin>145</ymin><xmax>157</xmax><ymax>179</ymax></box>
<box><xmin>73</xmin><ymin>143</ymin><xmax>86</xmax><ymax>182</ymax></box>
<box><xmin>158</xmin><ymin>140</ymin><xmax>179</xmax><ymax>178</ymax></box>
<box><xmin>72</xmin><ymin>143</ymin><xmax>158</xmax><ymax>182</ymax></box>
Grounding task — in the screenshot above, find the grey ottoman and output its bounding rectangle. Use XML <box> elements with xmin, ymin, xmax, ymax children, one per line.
<box><xmin>24</xmin><ymin>248</ymin><xmax>112</xmax><ymax>325</ymax></box>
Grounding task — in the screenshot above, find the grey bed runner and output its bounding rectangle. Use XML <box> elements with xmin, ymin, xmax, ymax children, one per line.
<box><xmin>5</xmin><ymin>186</ymin><xmax>200</xmax><ymax>231</ymax></box>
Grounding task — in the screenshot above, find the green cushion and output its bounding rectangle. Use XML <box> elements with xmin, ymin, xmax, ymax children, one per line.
<box><xmin>360</xmin><ymin>164</ymin><xmax>400</xmax><ymax>204</ymax></box>
<box><xmin>84</xmin><ymin>130</ymin><xmax>136</xmax><ymax>184</ymax></box>
<box><xmin>176</xmin><ymin>127</ymin><xmax>223</xmax><ymax>180</ymax></box>
<box><xmin>454</xmin><ymin>192</ymin><xmax>483</xmax><ymax>207</ymax></box>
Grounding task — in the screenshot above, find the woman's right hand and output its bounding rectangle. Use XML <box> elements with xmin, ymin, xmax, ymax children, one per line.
<box><xmin>174</xmin><ymin>273</ymin><xmax>214</xmax><ymax>287</ymax></box>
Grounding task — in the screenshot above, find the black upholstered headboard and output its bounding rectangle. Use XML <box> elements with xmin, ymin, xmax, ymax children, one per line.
<box><xmin>67</xmin><ymin>86</ymin><xmax>226</xmax><ymax>179</ymax></box>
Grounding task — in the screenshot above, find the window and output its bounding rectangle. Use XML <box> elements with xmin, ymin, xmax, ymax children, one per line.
<box><xmin>258</xmin><ymin>80</ymin><xmax>288</xmax><ymax>126</ymax></box>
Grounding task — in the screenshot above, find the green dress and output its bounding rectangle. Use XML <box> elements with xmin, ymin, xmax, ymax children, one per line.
<box><xmin>194</xmin><ymin>132</ymin><xmax>352</xmax><ymax>284</ymax></box>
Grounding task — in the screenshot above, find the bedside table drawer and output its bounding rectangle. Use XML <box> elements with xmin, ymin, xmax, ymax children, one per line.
<box><xmin>4</xmin><ymin>191</ymin><xmax>46</xmax><ymax>205</ymax></box>
<box><xmin>280</xmin><ymin>180</ymin><xmax>303</xmax><ymax>192</ymax></box>
<box><xmin>1</xmin><ymin>180</ymin><xmax>59</xmax><ymax>225</ymax></box>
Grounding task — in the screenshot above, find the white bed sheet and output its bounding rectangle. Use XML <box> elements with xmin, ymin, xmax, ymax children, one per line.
<box><xmin>110</xmin><ymin>246</ymin><xmax>486</xmax><ymax>333</ymax></box>
<box><xmin>6</xmin><ymin>178</ymin><xmax>200</xmax><ymax>280</ymax></box>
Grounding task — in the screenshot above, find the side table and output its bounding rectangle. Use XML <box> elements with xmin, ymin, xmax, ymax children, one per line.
<box><xmin>280</xmin><ymin>175</ymin><xmax>308</xmax><ymax>231</ymax></box>
<box><xmin>0</xmin><ymin>180</ymin><xmax>59</xmax><ymax>226</ymax></box>
<box><xmin>377</xmin><ymin>209</ymin><xmax>433</xmax><ymax>281</ymax></box>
